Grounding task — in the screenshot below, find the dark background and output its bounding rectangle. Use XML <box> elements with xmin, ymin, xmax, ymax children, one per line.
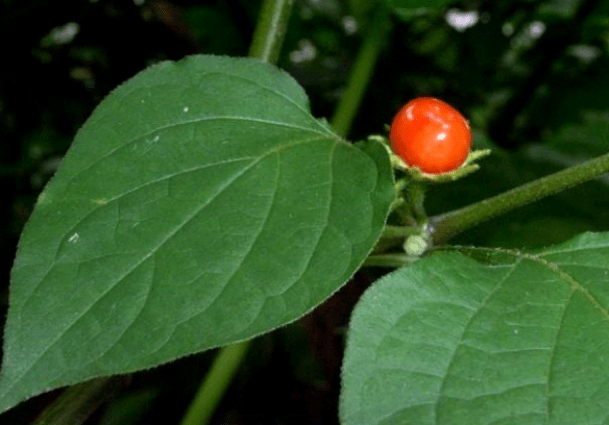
<box><xmin>2</xmin><ymin>0</ymin><xmax>609</xmax><ymax>423</ymax></box>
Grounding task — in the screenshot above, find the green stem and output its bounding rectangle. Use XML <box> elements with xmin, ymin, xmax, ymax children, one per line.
<box><xmin>179</xmin><ymin>3</ymin><xmax>293</xmax><ymax>424</ymax></box>
<box><xmin>364</xmin><ymin>253</ymin><xmax>414</xmax><ymax>268</ymax></box>
<box><xmin>32</xmin><ymin>377</ymin><xmax>124</xmax><ymax>425</ymax></box>
<box><xmin>381</xmin><ymin>224</ymin><xmax>422</xmax><ymax>239</ymax></box>
<box><xmin>372</xmin><ymin>224</ymin><xmax>421</xmax><ymax>253</ymax></box>
<box><xmin>180</xmin><ymin>341</ymin><xmax>250</xmax><ymax>425</ymax></box>
<box><xmin>330</xmin><ymin>6</ymin><xmax>392</xmax><ymax>137</ymax></box>
<box><xmin>248</xmin><ymin>0</ymin><xmax>294</xmax><ymax>63</ymax></box>
<box><xmin>408</xmin><ymin>181</ymin><xmax>428</xmax><ymax>223</ymax></box>
<box><xmin>391</xmin><ymin>197</ymin><xmax>416</xmax><ymax>226</ymax></box>
<box><xmin>391</xmin><ymin>179</ymin><xmax>428</xmax><ymax>227</ymax></box>
<box><xmin>432</xmin><ymin>152</ymin><xmax>609</xmax><ymax>245</ymax></box>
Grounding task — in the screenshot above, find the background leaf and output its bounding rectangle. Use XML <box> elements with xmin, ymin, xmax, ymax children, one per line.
<box><xmin>341</xmin><ymin>232</ymin><xmax>609</xmax><ymax>425</ymax></box>
<box><xmin>389</xmin><ymin>0</ymin><xmax>457</xmax><ymax>21</ymax></box>
<box><xmin>0</xmin><ymin>54</ymin><xmax>395</xmax><ymax>413</ymax></box>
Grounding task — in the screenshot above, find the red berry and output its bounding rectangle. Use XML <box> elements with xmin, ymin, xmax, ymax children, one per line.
<box><xmin>389</xmin><ymin>97</ymin><xmax>472</xmax><ymax>174</ymax></box>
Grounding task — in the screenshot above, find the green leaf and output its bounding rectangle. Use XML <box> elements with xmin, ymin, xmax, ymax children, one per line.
<box><xmin>341</xmin><ymin>232</ymin><xmax>609</xmax><ymax>425</ymax></box>
<box><xmin>1</xmin><ymin>55</ymin><xmax>395</xmax><ymax>413</ymax></box>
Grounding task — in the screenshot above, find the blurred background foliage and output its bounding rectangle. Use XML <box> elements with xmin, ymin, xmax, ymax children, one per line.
<box><xmin>2</xmin><ymin>0</ymin><xmax>609</xmax><ymax>423</ymax></box>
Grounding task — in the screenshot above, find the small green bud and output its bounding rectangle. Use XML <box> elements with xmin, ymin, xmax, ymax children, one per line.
<box><xmin>404</xmin><ymin>235</ymin><xmax>428</xmax><ymax>257</ymax></box>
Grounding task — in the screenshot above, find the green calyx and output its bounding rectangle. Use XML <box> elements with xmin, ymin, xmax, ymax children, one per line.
<box><xmin>393</xmin><ymin>148</ymin><xmax>492</xmax><ymax>182</ymax></box>
<box><xmin>371</xmin><ymin>134</ymin><xmax>491</xmax><ymax>183</ymax></box>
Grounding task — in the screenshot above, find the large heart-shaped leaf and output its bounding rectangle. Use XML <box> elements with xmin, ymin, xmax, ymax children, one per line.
<box><xmin>341</xmin><ymin>232</ymin><xmax>609</xmax><ymax>425</ymax></box>
<box><xmin>1</xmin><ymin>55</ymin><xmax>395</xmax><ymax>413</ymax></box>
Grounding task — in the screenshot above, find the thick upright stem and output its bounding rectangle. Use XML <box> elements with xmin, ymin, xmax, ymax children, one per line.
<box><xmin>330</xmin><ymin>7</ymin><xmax>392</xmax><ymax>137</ymax></box>
<box><xmin>248</xmin><ymin>0</ymin><xmax>294</xmax><ymax>63</ymax></box>
<box><xmin>179</xmin><ymin>3</ymin><xmax>293</xmax><ymax>424</ymax></box>
<box><xmin>180</xmin><ymin>341</ymin><xmax>250</xmax><ymax>425</ymax></box>
<box><xmin>432</xmin><ymin>152</ymin><xmax>609</xmax><ymax>245</ymax></box>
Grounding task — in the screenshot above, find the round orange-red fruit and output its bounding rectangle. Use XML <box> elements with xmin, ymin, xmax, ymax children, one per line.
<box><xmin>389</xmin><ymin>97</ymin><xmax>472</xmax><ymax>174</ymax></box>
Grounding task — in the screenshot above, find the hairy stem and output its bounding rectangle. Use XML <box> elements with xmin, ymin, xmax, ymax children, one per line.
<box><xmin>432</xmin><ymin>152</ymin><xmax>609</xmax><ymax>245</ymax></box>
